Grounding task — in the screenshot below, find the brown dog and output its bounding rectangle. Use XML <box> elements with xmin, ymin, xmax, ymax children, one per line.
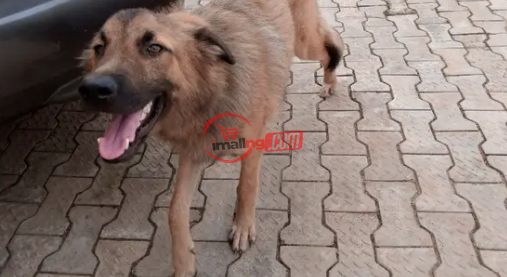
<box><xmin>77</xmin><ymin>0</ymin><xmax>344</xmax><ymax>275</ymax></box>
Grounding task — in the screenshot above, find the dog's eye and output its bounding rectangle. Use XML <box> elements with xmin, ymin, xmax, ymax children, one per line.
<box><xmin>93</xmin><ymin>44</ymin><xmax>105</xmax><ymax>57</ymax></box>
<box><xmin>147</xmin><ymin>44</ymin><xmax>163</xmax><ymax>54</ymax></box>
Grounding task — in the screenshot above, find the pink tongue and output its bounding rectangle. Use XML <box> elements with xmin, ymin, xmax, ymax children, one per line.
<box><xmin>98</xmin><ymin>111</ymin><xmax>143</xmax><ymax>160</ymax></box>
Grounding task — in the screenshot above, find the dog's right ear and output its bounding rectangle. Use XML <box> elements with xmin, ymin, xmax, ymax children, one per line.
<box><xmin>193</xmin><ymin>27</ymin><xmax>236</xmax><ymax>65</ymax></box>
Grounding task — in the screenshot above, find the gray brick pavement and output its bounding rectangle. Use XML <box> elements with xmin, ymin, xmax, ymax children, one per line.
<box><xmin>1</xmin><ymin>0</ymin><xmax>507</xmax><ymax>276</ymax></box>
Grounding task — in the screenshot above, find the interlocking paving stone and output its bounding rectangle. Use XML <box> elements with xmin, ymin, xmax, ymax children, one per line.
<box><xmin>489</xmin><ymin>0</ymin><xmax>507</xmax><ymax>9</ymax></box>
<box><xmin>358</xmin><ymin>132</ymin><xmax>414</xmax><ymax>181</ymax></box>
<box><xmin>317</xmin><ymin>77</ymin><xmax>359</xmax><ymax>111</ymax></box>
<box><xmin>228</xmin><ymin>210</ymin><xmax>288</xmax><ymax>277</ymax></box>
<box><xmin>203</xmin><ymin>156</ymin><xmax>289</xmax><ymax>210</ymax></box>
<box><xmin>322</xmin><ymin>155</ymin><xmax>376</xmax><ymax>212</ymax></box>
<box><xmin>408</xmin><ymin>61</ymin><xmax>459</xmax><ymax>92</ymax></box>
<box><xmin>419</xmin><ymin>213</ymin><xmax>497</xmax><ymax>277</ymax></box>
<box><xmin>0</xmin><ymin>152</ymin><xmax>70</xmax><ymax>203</ymax></box>
<box><xmin>131</xmin><ymin>208</ymin><xmax>200</xmax><ymax>277</ymax></box>
<box><xmin>17</xmin><ymin>177</ymin><xmax>90</xmax><ymax>235</ymax></box>
<box><xmin>440</xmin><ymin>11</ymin><xmax>485</xmax><ymax>35</ymax></box>
<box><xmin>287</xmin><ymin>63</ymin><xmax>322</xmax><ymax>93</ymax></box>
<box><xmin>436</xmin><ymin>132</ymin><xmax>503</xmax><ymax>182</ymax></box>
<box><xmin>410</xmin><ymin>2</ymin><xmax>447</xmax><ymax>24</ymax></box>
<box><xmin>0</xmin><ymin>203</ymin><xmax>38</xmax><ymax>267</ymax></box>
<box><xmin>41</xmin><ymin>206</ymin><xmax>117</xmax><ymax>274</ymax></box>
<box><xmin>420</xmin><ymin>93</ymin><xmax>478</xmax><ymax>131</ymax></box>
<box><xmin>282</xmin><ymin>132</ymin><xmax>329</xmax><ymax>181</ymax></box>
<box><xmin>101</xmin><ymin>178</ymin><xmax>167</xmax><ymax>239</ymax></box>
<box><xmin>367</xmin><ymin>182</ymin><xmax>432</xmax><ymax>246</ymax></box>
<box><xmin>346</xmin><ymin>37</ymin><xmax>377</xmax><ymax>62</ymax></box>
<box><xmin>155</xmin><ymin>155</ymin><xmax>206</xmax><ymax>209</ymax></box>
<box><xmin>320</xmin><ymin>8</ymin><xmax>341</xmax><ymax>27</ymax></box>
<box><xmin>348</xmin><ymin>61</ymin><xmax>390</xmax><ymax>91</ymax></box>
<box><xmin>461</xmin><ymin>1</ymin><xmax>503</xmax><ymax>21</ymax></box>
<box><xmin>466</xmin><ymin>48</ymin><xmax>507</xmax><ymax>92</ymax></box>
<box><xmin>375</xmin><ymin>49</ymin><xmax>418</xmax><ymax>75</ymax></box>
<box><xmin>481</xmin><ymin>251</ymin><xmax>507</xmax><ymax>277</ymax></box>
<box><xmin>0</xmin><ymin>130</ymin><xmax>49</xmax><ymax>174</ymax></box>
<box><xmin>456</xmin><ymin>183</ymin><xmax>507</xmax><ymax>249</ymax></box>
<box><xmin>280</xmin><ymin>246</ymin><xmax>337</xmax><ymax>277</ymax></box>
<box><xmin>432</xmin><ymin>48</ymin><xmax>483</xmax><ymax>75</ymax></box>
<box><xmin>448</xmin><ymin>75</ymin><xmax>504</xmax><ymax>110</ymax></box>
<box><xmin>326</xmin><ymin>213</ymin><xmax>388</xmax><ymax>277</ymax></box>
<box><xmin>74</xmin><ymin>155</ymin><xmax>141</xmax><ymax>205</ymax></box>
<box><xmin>81</xmin><ymin>113</ymin><xmax>108</xmax><ymax>131</ymax></box>
<box><xmin>320</xmin><ymin>111</ymin><xmax>366</xmax><ymax>155</ymax></box>
<box><xmin>94</xmin><ymin>240</ymin><xmax>149</xmax><ymax>277</ymax></box>
<box><xmin>354</xmin><ymin>93</ymin><xmax>400</xmax><ymax>131</ymax></box>
<box><xmin>18</xmin><ymin>104</ymin><xmax>61</xmax><ymax>129</ymax></box>
<box><xmin>281</xmin><ymin>182</ymin><xmax>334</xmax><ymax>245</ymax></box>
<box><xmin>404</xmin><ymin>155</ymin><xmax>470</xmax><ymax>211</ymax></box>
<box><xmin>34</xmin><ymin>111</ymin><xmax>93</xmax><ymax>152</ymax></box>
<box><xmin>367</xmin><ymin>25</ymin><xmax>405</xmax><ymax>49</ymax></box>
<box><xmin>388</xmin><ymin>15</ymin><xmax>427</xmax><ymax>37</ymax></box>
<box><xmin>391</xmin><ymin>110</ymin><xmax>448</xmax><ymax>154</ymax></box>
<box><xmin>466</xmin><ymin>111</ymin><xmax>507</xmax><ymax>154</ymax></box>
<box><xmin>384</xmin><ymin>0</ymin><xmax>416</xmax><ymax>15</ymax></box>
<box><xmin>474</xmin><ymin>21</ymin><xmax>506</xmax><ymax>34</ymax></box>
<box><xmin>437</xmin><ymin>0</ymin><xmax>467</xmax><ymax>11</ymax></box>
<box><xmin>452</xmin><ymin>34</ymin><xmax>487</xmax><ymax>48</ymax></box>
<box><xmin>127</xmin><ymin>136</ymin><xmax>173</xmax><ymax>178</ymax></box>
<box><xmin>191</xmin><ymin>180</ymin><xmax>237</xmax><ymax>241</ymax></box>
<box><xmin>53</xmin><ymin>131</ymin><xmax>100</xmax><ymax>177</ymax></box>
<box><xmin>1</xmin><ymin>235</ymin><xmax>61</xmax><ymax>277</ymax></box>
<box><xmin>398</xmin><ymin>37</ymin><xmax>442</xmax><ymax>61</ymax></box>
<box><xmin>0</xmin><ymin>175</ymin><xmax>17</xmax><ymax>195</ymax></box>
<box><xmin>487</xmin><ymin>34</ymin><xmax>507</xmax><ymax>47</ymax></box>
<box><xmin>377</xmin><ymin>248</ymin><xmax>436</xmax><ymax>277</ymax></box>
<box><xmin>195</xmin><ymin>242</ymin><xmax>238</xmax><ymax>276</ymax></box>
<box><xmin>336</xmin><ymin>8</ymin><xmax>370</xmax><ymax>38</ymax></box>
<box><xmin>285</xmin><ymin>94</ymin><xmax>326</xmax><ymax>131</ymax></box>
<box><xmin>420</xmin><ymin>24</ymin><xmax>465</xmax><ymax>49</ymax></box>
<box><xmin>383</xmin><ymin>76</ymin><xmax>429</xmax><ymax>109</ymax></box>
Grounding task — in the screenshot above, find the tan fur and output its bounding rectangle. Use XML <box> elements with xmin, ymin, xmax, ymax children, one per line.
<box><xmin>80</xmin><ymin>0</ymin><xmax>343</xmax><ymax>275</ymax></box>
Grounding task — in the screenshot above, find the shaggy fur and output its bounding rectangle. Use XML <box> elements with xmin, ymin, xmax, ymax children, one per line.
<box><xmin>79</xmin><ymin>0</ymin><xmax>344</xmax><ymax>275</ymax></box>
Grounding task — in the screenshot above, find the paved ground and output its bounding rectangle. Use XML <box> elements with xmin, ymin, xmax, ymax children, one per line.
<box><xmin>2</xmin><ymin>0</ymin><xmax>507</xmax><ymax>276</ymax></box>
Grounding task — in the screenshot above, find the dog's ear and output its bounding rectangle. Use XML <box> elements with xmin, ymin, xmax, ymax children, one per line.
<box><xmin>194</xmin><ymin>27</ymin><xmax>236</xmax><ymax>65</ymax></box>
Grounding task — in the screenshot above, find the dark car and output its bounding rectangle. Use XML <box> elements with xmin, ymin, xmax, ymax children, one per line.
<box><xmin>0</xmin><ymin>0</ymin><xmax>180</xmax><ymax>122</ymax></box>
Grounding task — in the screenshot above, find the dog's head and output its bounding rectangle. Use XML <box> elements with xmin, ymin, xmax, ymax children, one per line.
<box><xmin>77</xmin><ymin>7</ymin><xmax>236</xmax><ymax>162</ymax></box>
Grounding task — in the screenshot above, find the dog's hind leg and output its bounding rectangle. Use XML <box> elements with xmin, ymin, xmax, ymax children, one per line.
<box><xmin>292</xmin><ymin>1</ymin><xmax>344</xmax><ymax>98</ymax></box>
<box><xmin>169</xmin><ymin>155</ymin><xmax>207</xmax><ymax>277</ymax></box>
<box><xmin>229</xmin><ymin>146</ymin><xmax>264</xmax><ymax>253</ymax></box>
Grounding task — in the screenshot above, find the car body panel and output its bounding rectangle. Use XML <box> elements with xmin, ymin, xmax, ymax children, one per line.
<box><xmin>0</xmin><ymin>0</ymin><xmax>174</xmax><ymax>122</ymax></box>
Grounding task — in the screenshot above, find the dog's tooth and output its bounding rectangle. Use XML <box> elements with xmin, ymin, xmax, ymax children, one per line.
<box><xmin>141</xmin><ymin>112</ymin><xmax>146</xmax><ymax>121</ymax></box>
<box><xmin>125</xmin><ymin>139</ymin><xmax>129</xmax><ymax>150</ymax></box>
<box><xmin>97</xmin><ymin>138</ymin><xmax>101</xmax><ymax>143</ymax></box>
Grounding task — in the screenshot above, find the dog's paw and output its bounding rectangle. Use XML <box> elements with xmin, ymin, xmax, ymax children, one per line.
<box><xmin>228</xmin><ymin>218</ymin><xmax>256</xmax><ymax>253</ymax></box>
<box><xmin>319</xmin><ymin>83</ymin><xmax>336</xmax><ymax>99</ymax></box>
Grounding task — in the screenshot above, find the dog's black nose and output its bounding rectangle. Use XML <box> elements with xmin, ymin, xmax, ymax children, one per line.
<box><xmin>78</xmin><ymin>75</ymin><xmax>118</xmax><ymax>100</ymax></box>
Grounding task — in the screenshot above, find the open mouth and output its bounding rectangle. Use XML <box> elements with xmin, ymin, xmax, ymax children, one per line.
<box><xmin>97</xmin><ymin>95</ymin><xmax>165</xmax><ymax>163</ymax></box>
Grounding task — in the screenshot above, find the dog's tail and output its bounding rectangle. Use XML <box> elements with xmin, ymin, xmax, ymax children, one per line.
<box><xmin>324</xmin><ymin>32</ymin><xmax>342</xmax><ymax>71</ymax></box>
<box><xmin>288</xmin><ymin>0</ymin><xmax>344</xmax><ymax>71</ymax></box>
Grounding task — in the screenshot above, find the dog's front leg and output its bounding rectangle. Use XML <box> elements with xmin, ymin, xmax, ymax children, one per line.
<box><xmin>169</xmin><ymin>154</ymin><xmax>206</xmax><ymax>277</ymax></box>
<box><xmin>229</xmin><ymin>148</ymin><xmax>263</xmax><ymax>253</ymax></box>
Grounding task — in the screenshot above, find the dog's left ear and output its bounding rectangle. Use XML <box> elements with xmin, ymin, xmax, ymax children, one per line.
<box><xmin>194</xmin><ymin>27</ymin><xmax>236</xmax><ymax>65</ymax></box>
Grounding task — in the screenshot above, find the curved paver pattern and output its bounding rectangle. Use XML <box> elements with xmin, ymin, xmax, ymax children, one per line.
<box><xmin>1</xmin><ymin>0</ymin><xmax>507</xmax><ymax>275</ymax></box>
